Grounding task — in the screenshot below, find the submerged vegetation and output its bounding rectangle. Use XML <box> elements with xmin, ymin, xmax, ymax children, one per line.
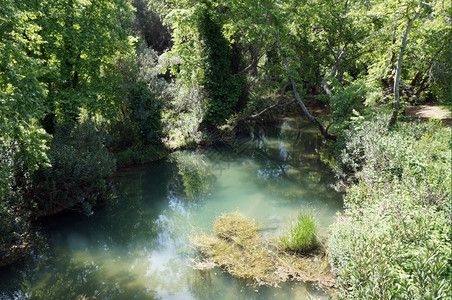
<box><xmin>191</xmin><ymin>212</ymin><xmax>335</xmax><ymax>289</ymax></box>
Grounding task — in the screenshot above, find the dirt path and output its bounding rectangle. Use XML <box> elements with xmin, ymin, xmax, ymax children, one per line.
<box><xmin>405</xmin><ymin>105</ymin><xmax>451</xmax><ymax>126</ymax></box>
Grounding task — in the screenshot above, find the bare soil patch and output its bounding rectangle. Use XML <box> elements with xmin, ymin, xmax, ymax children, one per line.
<box><xmin>405</xmin><ymin>105</ymin><xmax>451</xmax><ymax>126</ymax></box>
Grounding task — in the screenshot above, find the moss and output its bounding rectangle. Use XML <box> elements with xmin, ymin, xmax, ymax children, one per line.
<box><xmin>190</xmin><ymin>212</ymin><xmax>335</xmax><ymax>289</ymax></box>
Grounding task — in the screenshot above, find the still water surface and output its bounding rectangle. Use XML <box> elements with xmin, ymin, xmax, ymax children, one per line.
<box><xmin>0</xmin><ymin>118</ymin><xmax>342</xmax><ymax>299</ymax></box>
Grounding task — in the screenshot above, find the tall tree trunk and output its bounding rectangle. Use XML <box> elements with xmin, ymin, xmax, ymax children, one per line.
<box><xmin>322</xmin><ymin>44</ymin><xmax>348</xmax><ymax>98</ymax></box>
<box><xmin>389</xmin><ymin>4</ymin><xmax>423</xmax><ymax>126</ymax></box>
<box><xmin>274</xmin><ymin>26</ymin><xmax>336</xmax><ymax>141</ymax></box>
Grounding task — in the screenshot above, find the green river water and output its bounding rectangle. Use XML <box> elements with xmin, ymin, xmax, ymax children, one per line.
<box><xmin>0</xmin><ymin>117</ymin><xmax>343</xmax><ymax>299</ymax></box>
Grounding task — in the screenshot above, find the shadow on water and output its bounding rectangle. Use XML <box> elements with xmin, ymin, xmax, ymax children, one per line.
<box><xmin>0</xmin><ymin>117</ymin><xmax>342</xmax><ymax>299</ymax></box>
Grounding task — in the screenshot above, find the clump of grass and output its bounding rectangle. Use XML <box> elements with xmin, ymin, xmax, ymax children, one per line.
<box><xmin>213</xmin><ymin>212</ymin><xmax>259</xmax><ymax>244</ymax></box>
<box><xmin>190</xmin><ymin>212</ymin><xmax>334</xmax><ymax>289</ymax></box>
<box><xmin>280</xmin><ymin>213</ymin><xmax>319</xmax><ymax>253</ymax></box>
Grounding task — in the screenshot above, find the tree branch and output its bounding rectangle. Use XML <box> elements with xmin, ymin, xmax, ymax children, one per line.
<box><xmin>246</xmin><ymin>81</ymin><xmax>293</xmax><ymax>120</ymax></box>
<box><xmin>274</xmin><ymin>22</ymin><xmax>336</xmax><ymax>141</ymax></box>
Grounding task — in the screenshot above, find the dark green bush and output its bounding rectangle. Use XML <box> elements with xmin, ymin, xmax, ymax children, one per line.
<box><xmin>0</xmin><ymin>136</ymin><xmax>41</xmax><ymax>263</ymax></box>
<box><xmin>127</xmin><ymin>81</ymin><xmax>162</xmax><ymax>144</ymax></box>
<box><xmin>114</xmin><ymin>142</ymin><xmax>167</xmax><ymax>166</ymax></box>
<box><xmin>0</xmin><ymin>197</ymin><xmax>30</xmax><ymax>263</ymax></box>
<box><xmin>32</xmin><ymin>120</ymin><xmax>116</xmax><ymax>215</ymax></box>
<box><xmin>329</xmin><ymin>81</ymin><xmax>366</xmax><ymax>129</ymax></box>
<box><xmin>107</xmin><ymin>81</ymin><xmax>163</xmax><ymax>162</ymax></box>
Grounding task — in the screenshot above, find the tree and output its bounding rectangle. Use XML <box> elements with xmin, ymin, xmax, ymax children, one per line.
<box><xmin>273</xmin><ymin>20</ymin><xmax>337</xmax><ymax>141</ymax></box>
<box><xmin>37</xmin><ymin>0</ymin><xmax>134</xmax><ymax>125</ymax></box>
<box><xmin>0</xmin><ymin>0</ymin><xmax>50</xmax><ymax>194</ymax></box>
<box><xmin>389</xmin><ymin>2</ymin><xmax>426</xmax><ymax>126</ymax></box>
<box><xmin>365</xmin><ymin>0</ymin><xmax>451</xmax><ymax>105</ymax></box>
<box><xmin>0</xmin><ymin>0</ymin><xmax>49</xmax><ymax>262</ymax></box>
<box><xmin>198</xmin><ymin>5</ymin><xmax>246</xmax><ymax>126</ymax></box>
<box><xmin>132</xmin><ymin>0</ymin><xmax>172</xmax><ymax>53</ymax></box>
<box><xmin>152</xmin><ymin>0</ymin><xmax>247</xmax><ymax>128</ymax></box>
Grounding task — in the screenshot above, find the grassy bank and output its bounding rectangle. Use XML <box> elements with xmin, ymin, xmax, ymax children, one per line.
<box><xmin>327</xmin><ymin>111</ymin><xmax>451</xmax><ymax>298</ymax></box>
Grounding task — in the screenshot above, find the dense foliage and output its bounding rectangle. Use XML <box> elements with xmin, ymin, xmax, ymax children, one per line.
<box><xmin>328</xmin><ymin>112</ymin><xmax>451</xmax><ymax>298</ymax></box>
<box><xmin>149</xmin><ymin>0</ymin><xmax>450</xmax><ymax>140</ymax></box>
<box><xmin>0</xmin><ymin>0</ymin><xmax>135</xmax><ymax>262</ymax></box>
<box><xmin>31</xmin><ymin>120</ymin><xmax>116</xmax><ymax>216</ymax></box>
<box><xmin>0</xmin><ymin>1</ymin><xmax>450</xmax><ymax>292</ymax></box>
<box><xmin>198</xmin><ymin>8</ymin><xmax>246</xmax><ymax>126</ymax></box>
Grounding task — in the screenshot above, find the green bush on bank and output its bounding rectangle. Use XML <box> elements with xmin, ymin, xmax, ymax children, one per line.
<box><xmin>32</xmin><ymin>120</ymin><xmax>116</xmax><ymax>216</ymax></box>
<box><xmin>328</xmin><ymin>112</ymin><xmax>451</xmax><ymax>299</ymax></box>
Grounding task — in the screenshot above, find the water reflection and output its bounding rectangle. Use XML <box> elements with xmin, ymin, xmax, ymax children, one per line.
<box><xmin>0</xmin><ymin>117</ymin><xmax>342</xmax><ymax>299</ymax></box>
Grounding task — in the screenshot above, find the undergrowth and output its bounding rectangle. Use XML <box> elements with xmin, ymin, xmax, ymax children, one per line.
<box><xmin>327</xmin><ymin>111</ymin><xmax>451</xmax><ymax>299</ymax></box>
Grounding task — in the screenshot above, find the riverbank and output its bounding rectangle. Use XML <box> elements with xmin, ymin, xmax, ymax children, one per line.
<box><xmin>326</xmin><ymin>110</ymin><xmax>451</xmax><ymax>298</ymax></box>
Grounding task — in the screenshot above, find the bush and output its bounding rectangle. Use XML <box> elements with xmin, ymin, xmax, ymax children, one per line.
<box><xmin>108</xmin><ymin>81</ymin><xmax>163</xmax><ymax>154</ymax></box>
<box><xmin>0</xmin><ymin>198</ymin><xmax>30</xmax><ymax>266</ymax></box>
<box><xmin>329</xmin><ymin>81</ymin><xmax>366</xmax><ymax>130</ymax></box>
<box><xmin>328</xmin><ymin>112</ymin><xmax>451</xmax><ymax>299</ymax></box>
<box><xmin>114</xmin><ymin>142</ymin><xmax>167</xmax><ymax>166</ymax></box>
<box><xmin>280</xmin><ymin>213</ymin><xmax>319</xmax><ymax>253</ymax></box>
<box><xmin>31</xmin><ymin>119</ymin><xmax>116</xmax><ymax>215</ymax></box>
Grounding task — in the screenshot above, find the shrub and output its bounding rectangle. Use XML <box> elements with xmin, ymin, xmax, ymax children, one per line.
<box><xmin>108</xmin><ymin>81</ymin><xmax>163</xmax><ymax>154</ymax></box>
<box><xmin>280</xmin><ymin>213</ymin><xmax>319</xmax><ymax>253</ymax></box>
<box><xmin>31</xmin><ymin>119</ymin><xmax>115</xmax><ymax>215</ymax></box>
<box><xmin>328</xmin><ymin>112</ymin><xmax>451</xmax><ymax>299</ymax></box>
<box><xmin>329</xmin><ymin>81</ymin><xmax>366</xmax><ymax>130</ymax></box>
<box><xmin>114</xmin><ymin>142</ymin><xmax>167</xmax><ymax>167</ymax></box>
<box><xmin>0</xmin><ymin>126</ymin><xmax>49</xmax><ymax>264</ymax></box>
<box><xmin>0</xmin><ymin>198</ymin><xmax>30</xmax><ymax>266</ymax></box>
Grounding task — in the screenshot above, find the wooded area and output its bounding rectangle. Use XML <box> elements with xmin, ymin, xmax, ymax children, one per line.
<box><xmin>1</xmin><ymin>0</ymin><xmax>451</xmax><ymax>298</ymax></box>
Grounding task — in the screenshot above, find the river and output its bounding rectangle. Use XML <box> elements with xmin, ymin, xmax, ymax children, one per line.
<box><xmin>0</xmin><ymin>117</ymin><xmax>342</xmax><ymax>299</ymax></box>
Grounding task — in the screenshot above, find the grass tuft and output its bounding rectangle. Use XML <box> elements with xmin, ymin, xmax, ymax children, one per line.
<box><xmin>280</xmin><ymin>213</ymin><xmax>319</xmax><ymax>253</ymax></box>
